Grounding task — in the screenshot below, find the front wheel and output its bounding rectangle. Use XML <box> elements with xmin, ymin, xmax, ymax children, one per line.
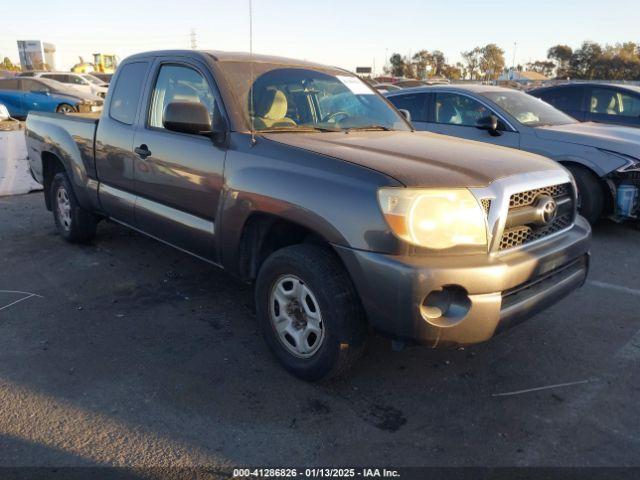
<box><xmin>566</xmin><ymin>165</ymin><xmax>604</xmax><ymax>224</ymax></box>
<box><xmin>51</xmin><ymin>172</ymin><xmax>98</xmax><ymax>243</ymax></box>
<box><xmin>56</xmin><ymin>103</ymin><xmax>76</xmax><ymax>114</ymax></box>
<box><xmin>255</xmin><ymin>244</ymin><xmax>368</xmax><ymax>381</ymax></box>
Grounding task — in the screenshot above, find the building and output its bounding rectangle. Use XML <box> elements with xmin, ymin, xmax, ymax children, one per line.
<box><xmin>17</xmin><ymin>40</ymin><xmax>56</xmax><ymax>71</ymax></box>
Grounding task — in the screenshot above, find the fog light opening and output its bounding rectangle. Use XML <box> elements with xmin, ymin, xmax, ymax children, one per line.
<box><xmin>420</xmin><ymin>285</ymin><xmax>471</xmax><ymax>328</ymax></box>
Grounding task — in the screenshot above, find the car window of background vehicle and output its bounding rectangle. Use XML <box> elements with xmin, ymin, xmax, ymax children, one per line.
<box><xmin>483</xmin><ymin>91</ymin><xmax>576</xmax><ymax>126</ymax></box>
<box><xmin>434</xmin><ymin>93</ymin><xmax>489</xmax><ymax>126</ymax></box>
<box><xmin>589</xmin><ymin>88</ymin><xmax>640</xmax><ymax>117</ymax></box>
<box><xmin>388</xmin><ymin>93</ymin><xmax>428</xmax><ymax>122</ymax></box>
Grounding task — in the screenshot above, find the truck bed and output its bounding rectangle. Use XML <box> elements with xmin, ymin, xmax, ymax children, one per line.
<box><xmin>26</xmin><ymin>111</ymin><xmax>100</xmax><ymax>183</ymax></box>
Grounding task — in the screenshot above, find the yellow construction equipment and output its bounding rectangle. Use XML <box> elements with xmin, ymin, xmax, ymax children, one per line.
<box><xmin>71</xmin><ymin>53</ymin><xmax>118</xmax><ymax>74</ymax></box>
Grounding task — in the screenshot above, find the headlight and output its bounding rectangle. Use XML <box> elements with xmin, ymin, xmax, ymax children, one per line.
<box><xmin>378</xmin><ymin>188</ymin><xmax>488</xmax><ymax>250</ymax></box>
<box><xmin>598</xmin><ymin>149</ymin><xmax>640</xmax><ymax>173</ymax></box>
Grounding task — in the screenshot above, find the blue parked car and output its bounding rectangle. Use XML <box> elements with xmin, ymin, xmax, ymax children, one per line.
<box><xmin>0</xmin><ymin>77</ymin><xmax>103</xmax><ymax>119</ymax></box>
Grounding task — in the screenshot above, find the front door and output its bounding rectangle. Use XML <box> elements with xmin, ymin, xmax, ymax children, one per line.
<box><xmin>132</xmin><ymin>60</ymin><xmax>226</xmax><ymax>261</ymax></box>
<box><xmin>425</xmin><ymin>92</ymin><xmax>520</xmax><ymax>148</ymax></box>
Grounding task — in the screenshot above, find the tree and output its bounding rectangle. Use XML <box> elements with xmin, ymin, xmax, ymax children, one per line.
<box><xmin>441</xmin><ymin>62</ymin><xmax>463</xmax><ymax>80</ymax></box>
<box><xmin>570</xmin><ymin>41</ymin><xmax>603</xmax><ymax>79</ymax></box>
<box><xmin>547</xmin><ymin>44</ymin><xmax>573</xmax><ymax>78</ymax></box>
<box><xmin>461</xmin><ymin>47</ymin><xmax>482</xmax><ymax>80</ymax></box>
<box><xmin>2</xmin><ymin>57</ymin><xmax>20</xmax><ymax>72</ymax></box>
<box><xmin>388</xmin><ymin>53</ymin><xmax>406</xmax><ymax>77</ymax></box>
<box><xmin>412</xmin><ymin>50</ymin><xmax>432</xmax><ymax>79</ymax></box>
<box><xmin>526</xmin><ymin>60</ymin><xmax>555</xmax><ymax>77</ymax></box>
<box><xmin>430</xmin><ymin>50</ymin><xmax>446</xmax><ymax>76</ymax></box>
<box><xmin>480</xmin><ymin>44</ymin><xmax>505</xmax><ymax>80</ymax></box>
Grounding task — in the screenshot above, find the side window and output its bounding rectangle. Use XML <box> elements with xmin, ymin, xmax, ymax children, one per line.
<box><xmin>148</xmin><ymin>64</ymin><xmax>216</xmax><ymax>130</ymax></box>
<box><xmin>539</xmin><ymin>87</ymin><xmax>582</xmax><ymax>111</ymax></box>
<box><xmin>69</xmin><ymin>75</ymin><xmax>86</xmax><ymax>85</ymax></box>
<box><xmin>21</xmin><ymin>79</ymin><xmax>46</xmax><ymax>92</ymax></box>
<box><xmin>589</xmin><ymin>88</ymin><xmax>624</xmax><ymax>115</ymax></box>
<box><xmin>434</xmin><ymin>93</ymin><xmax>491</xmax><ymax>127</ymax></box>
<box><xmin>388</xmin><ymin>93</ymin><xmax>428</xmax><ymax>122</ymax></box>
<box><xmin>109</xmin><ymin>62</ymin><xmax>148</xmax><ymax>125</ymax></box>
<box><xmin>619</xmin><ymin>92</ymin><xmax>640</xmax><ymax>117</ymax></box>
<box><xmin>40</xmin><ymin>74</ymin><xmax>56</xmax><ymax>81</ymax></box>
<box><xmin>0</xmin><ymin>79</ymin><xmax>19</xmax><ymax>90</ymax></box>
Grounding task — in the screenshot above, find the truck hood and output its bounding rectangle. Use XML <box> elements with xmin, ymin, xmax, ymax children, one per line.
<box><xmin>263</xmin><ymin>130</ymin><xmax>562</xmax><ymax>188</ymax></box>
<box><xmin>535</xmin><ymin>122</ymin><xmax>640</xmax><ymax>158</ymax></box>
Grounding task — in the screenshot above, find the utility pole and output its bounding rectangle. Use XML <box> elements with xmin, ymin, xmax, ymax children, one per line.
<box><xmin>190</xmin><ymin>29</ymin><xmax>197</xmax><ymax>50</ymax></box>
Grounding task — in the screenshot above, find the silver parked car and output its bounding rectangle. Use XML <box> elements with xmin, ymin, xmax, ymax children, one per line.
<box><xmin>385</xmin><ymin>85</ymin><xmax>640</xmax><ymax>223</ymax></box>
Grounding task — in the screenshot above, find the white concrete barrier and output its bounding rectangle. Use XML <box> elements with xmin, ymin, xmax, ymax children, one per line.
<box><xmin>0</xmin><ymin>130</ymin><xmax>42</xmax><ymax>196</ymax></box>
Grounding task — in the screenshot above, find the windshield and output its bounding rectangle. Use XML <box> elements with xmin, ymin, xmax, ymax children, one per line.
<box><xmin>81</xmin><ymin>74</ymin><xmax>103</xmax><ymax>85</ymax></box>
<box><xmin>483</xmin><ymin>90</ymin><xmax>576</xmax><ymax>127</ymax></box>
<box><xmin>219</xmin><ymin>63</ymin><xmax>410</xmax><ymax>132</ymax></box>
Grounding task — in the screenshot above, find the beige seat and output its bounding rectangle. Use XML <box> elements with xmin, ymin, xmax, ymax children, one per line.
<box><xmin>252</xmin><ymin>89</ymin><xmax>296</xmax><ymax>129</ymax></box>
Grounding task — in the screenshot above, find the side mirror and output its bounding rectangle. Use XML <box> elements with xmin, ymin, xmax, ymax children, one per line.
<box><xmin>32</xmin><ymin>89</ymin><xmax>50</xmax><ymax>96</ymax></box>
<box><xmin>476</xmin><ymin>115</ymin><xmax>502</xmax><ymax>136</ymax></box>
<box><xmin>163</xmin><ymin>101</ymin><xmax>212</xmax><ymax>136</ymax></box>
<box><xmin>398</xmin><ymin>109</ymin><xmax>412</xmax><ymax>122</ymax></box>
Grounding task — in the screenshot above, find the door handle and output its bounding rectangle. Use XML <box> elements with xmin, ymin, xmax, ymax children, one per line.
<box><xmin>134</xmin><ymin>144</ymin><xmax>151</xmax><ymax>159</ymax></box>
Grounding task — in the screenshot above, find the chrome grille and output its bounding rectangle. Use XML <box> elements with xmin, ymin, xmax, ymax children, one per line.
<box><xmin>509</xmin><ymin>183</ymin><xmax>571</xmax><ymax>208</ymax></box>
<box><xmin>480</xmin><ymin>198</ymin><xmax>492</xmax><ymax>215</ymax></box>
<box><xmin>499</xmin><ymin>182</ymin><xmax>574</xmax><ymax>251</ymax></box>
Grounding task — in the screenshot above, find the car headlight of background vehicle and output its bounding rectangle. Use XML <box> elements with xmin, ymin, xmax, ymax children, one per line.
<box><xmin>598</xmin><ymin>149</ymin><xmax>640</xmax><ymax>173</ymax></box>
<box><xmin>378</xmin><ymin>188</ymin><xmax>488</xmax><ymax>250</ymax></box>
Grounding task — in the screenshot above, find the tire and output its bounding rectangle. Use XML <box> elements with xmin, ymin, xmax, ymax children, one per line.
<box><xmin>56</xmin><ymin>103</ymin><xmax>76</xmax><ymax>114</ymax></box>
<box><xmin>255</xmin><ymin>244</ymin><xmax>368</xmax><ymax>381</ymax></box>
<box><xmin>566</xmin><ymin>165</ymin><xmax>604</xmax><ymax>224</ymax></box>
<box><xmin>51</xmin><ymin>172</ymin><xmax>98</xmax><ymax>243</ymax></box>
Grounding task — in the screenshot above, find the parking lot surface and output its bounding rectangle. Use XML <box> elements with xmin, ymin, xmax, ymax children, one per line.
<box><xmin>0</xmin><ymin>192</ymin><xmax>639</xmax><ymax>467</ymax></box>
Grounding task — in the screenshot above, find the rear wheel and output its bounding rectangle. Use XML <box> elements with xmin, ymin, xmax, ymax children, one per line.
<box><xmin>56</xmin><ymin>103</ymin><xmax>76</xmax><ymax>114</ymax></box>
<box><xmin>566</xmin><ymin>165</ymin><xmax>604</xmax><ymax>224</ymax></box>
<box><xmin>51</xmin><ymin>172</ymin><xmax>98</xmax><ymax>243</ymax></box>
<box><xmin>255</xmin><ymin>244</ymin><xmax>368</xmax><ymax>381</ymax></box>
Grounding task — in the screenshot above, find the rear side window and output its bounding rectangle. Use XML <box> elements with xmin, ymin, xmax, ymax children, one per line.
<box><xmin>0</xmin><ymin>79</ymin><xmax>19</xmax><ymax>90</ymax></box>
<box><xmin>110</xmin><ymin>62</ymin><xmax>148</xmax><ymax>125</ymax></box>
<box><xmin>21</xmin><ymin>79</ymin><xmax>47</xmax><ymax>92</ymax></box>
<box><xmin>388</xmin><ymin>93</ymin><xmax>428</xmax><ymax>122</ymax></box>
<box><xmin>537</xmin><ymin>87</ymin><xmax>582</xmax><ymax>111</ymax></box>
<box><xmin>589</xmin><ymin>87</ymin><xmax>640</xmax><ymax>117</ymax></box>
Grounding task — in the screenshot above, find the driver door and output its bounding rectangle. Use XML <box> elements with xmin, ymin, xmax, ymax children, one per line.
<box><xmin>424</xmin><ymin>92</ymin><xmax>520</xmax><ymax>149</ymax></box>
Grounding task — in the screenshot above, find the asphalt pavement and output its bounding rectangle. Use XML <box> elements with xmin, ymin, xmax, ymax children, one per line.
<box><xmin>0</xmin><ymin>192</ymin><xmax>639</xmax><ymax>468</ymax></box>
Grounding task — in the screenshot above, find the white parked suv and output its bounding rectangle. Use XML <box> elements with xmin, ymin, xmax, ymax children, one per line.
<box><xmin>33</xmin><ymin>72</ymin><xmax>109</xmax><ymax>98</ymax></box>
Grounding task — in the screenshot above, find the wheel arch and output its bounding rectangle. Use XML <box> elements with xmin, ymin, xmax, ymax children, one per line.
<box><xmin>236</xmin><ymin>212</ymin><xmax>349</xmax><ymax>283</ymax></box>
<box><xmin>41</xmin><ymin>151</ymin><xmax>68</xmax><ymax>210</ymax></box>
<box><xmin>558</xmin><ymin>160</ymin><xmax>615</xmax><ymax>214</ymax></box>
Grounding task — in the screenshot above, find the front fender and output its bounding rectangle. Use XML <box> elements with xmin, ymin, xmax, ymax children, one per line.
<box><xmin>218</xmin><ymin>133</ymin><xmax>402</xmax><ymax>273</ymax></box>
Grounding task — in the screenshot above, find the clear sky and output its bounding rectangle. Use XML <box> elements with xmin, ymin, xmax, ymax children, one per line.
<box><xmin>1</xmin><ymin>0</ymin><xmax>638</xmax><ymax>73</ymax></box>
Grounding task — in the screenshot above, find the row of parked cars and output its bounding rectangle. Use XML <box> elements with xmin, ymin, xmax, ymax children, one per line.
<box><xmin>0</xmin><ymin>71</ymin><xmax>110</xmax><ymax>118</ymax></box>
<box><xmin>384</xmin><ymin>83</ymin><xmax>640</xmax><ymax>223</ymax></box>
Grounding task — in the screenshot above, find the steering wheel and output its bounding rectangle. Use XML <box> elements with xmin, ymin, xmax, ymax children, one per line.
<box><xmin>322</xmin><ymin>111</ymin><xmax>349</xmax><ymax>123</ymax></box>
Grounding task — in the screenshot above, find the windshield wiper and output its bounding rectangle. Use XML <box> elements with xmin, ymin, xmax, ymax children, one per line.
<box><xmin>257</xmin><ymin>125</ymin><xmax>340</xmax><ymax>133</ymax></box>
<box><xmin>344</xmin><ymin>125</ymin><xmax>394</xmax><ymax>132</ymax></box>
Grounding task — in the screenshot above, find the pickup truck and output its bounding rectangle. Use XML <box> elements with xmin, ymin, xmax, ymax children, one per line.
<box><xmin>26</xmin><ymin>50</ymin><xmax>591</xmax><ymax>381</ymax></box>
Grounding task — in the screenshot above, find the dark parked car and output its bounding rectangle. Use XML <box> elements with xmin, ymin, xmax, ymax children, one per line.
<box><xmin>26</xmin><ymin>50</ymin><xmax>590</xmax><ymax>380</ymax></box>
<box><xmin>530</xmin><ymin>83</ymin><xmax>640</xmax><ymax>129</ymax></box>
<box><xmin>0</xmin><ymin>77</ymin><xmax>103</xmax><ymax>119</ymax></box>
<box><xmin>385</xmin><ymin>85</ymin><xmax>640</xmax><ymax>223</ymax></box>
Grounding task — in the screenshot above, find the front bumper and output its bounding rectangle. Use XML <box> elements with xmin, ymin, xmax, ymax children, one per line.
<box><xmin>335</xmin><ymin>216</ymin><xmax>591</xmax><ymax>346</ymax></box>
